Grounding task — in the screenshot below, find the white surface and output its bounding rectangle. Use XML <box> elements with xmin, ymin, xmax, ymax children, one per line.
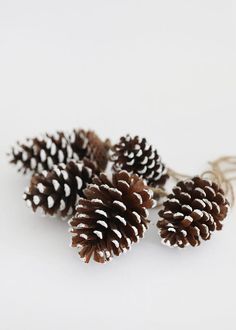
<box><xmin>1</xmin><ymin>1</ymin><xmax>236</xmax><ymax>329</ymax></box>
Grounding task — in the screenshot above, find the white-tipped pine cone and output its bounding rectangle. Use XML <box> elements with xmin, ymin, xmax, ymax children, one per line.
<box><xmin>110</xmin><ymin>135</ymin><xmax>168</xmax><ymax>187</ymax></box>
<box><xmin>69</xmin><ymin>170</ymin><xmax>155</xmax><ymax>263</ymax></box>
<box><xmin>23</xmin><ymin>159</ymin><xmax>98</xmax><ymax>218</ymax></box>
<box><xmin>8</xmin><ymin>129</ymin><xmax>109</xmax><ymax>174</ymax></box>
<box><xmin>157</xmin><ymin>176</ymin><xmax>229</xmax><ymax>248</ymax></box>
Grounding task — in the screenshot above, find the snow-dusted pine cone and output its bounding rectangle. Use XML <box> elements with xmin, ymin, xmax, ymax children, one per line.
<box><xmin>69</xmin><ymin>170</ymin><xmax>155</xmax><ymax>263</ymax></box>
<box><xmin>8</xmin><ymin>129</ymin><xmax>109</xmax><ymax>174</ymax></box>
<box><xmin>110</xmin><ymin>135</ymin><xmax>168</xmax><ymax>187</ymax></box>
<box><xmin>23</xmin><ymin>159</ymin><xmax>98</xmax><ymax>218</ymax></box>
<box><xmin>157</xmin><ymin>176</ymin><xmax>229</xmax><ymax>248</ymax></box>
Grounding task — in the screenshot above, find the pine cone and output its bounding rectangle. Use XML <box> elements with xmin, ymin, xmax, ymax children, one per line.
<box><xmin>23</xmin><ymin>159</ymin><xmax>98</xmax><ymax>217</ymax></box>
<box><xmin>157</xmin><ymin>176</ymin><xmax>229</xmax><ymax>248</ymax></box>
<box><xmin>8</xmin><ymin>129</ymin><xmax>109</xmax><ymax>174</ymax></box>
<box><xmin>110</xmin><ymin>135</ymin><xmax>169</xmax><ymax>187</ymax></box>
<box><xmin>69</xmin><ymin>170</ymin><xmax>155</xmax><ymax>263</ymax></box>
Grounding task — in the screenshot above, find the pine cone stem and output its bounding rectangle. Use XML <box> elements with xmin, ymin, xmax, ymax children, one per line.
<box><xmin>151</xmin><ymin>187</ymin><xmax>168</xmax><ymax>200</ymax></box>
<box><xmin>205</xmin><ymin>155</ymin><xmax>236</xmax><ymax>206</ymax></box>
<box><xmin>104</xmin><ymin>138</ymin><xmax>112</xmax><ymax>150</ymax></box>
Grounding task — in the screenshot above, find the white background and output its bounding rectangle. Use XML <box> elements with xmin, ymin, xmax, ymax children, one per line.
<box><xmin>0</xmin><ymin>1</ymin><xmax>236</xmax><ymax>329</ymax></box>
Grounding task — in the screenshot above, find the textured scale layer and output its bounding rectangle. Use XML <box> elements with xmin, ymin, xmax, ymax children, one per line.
<box><xmin>157</xmin><ymin>176</ymin><xmax>229</xmax><ymax>248</ymax></box>
<box><xmin>23</xmin><ymin>159</ymin><xmax>98</xmax><ymax>217</ymax></box>
<box><xmin>111</xmin><ymin>135</ymin><xmax>169</xmax><ymax>187</ymax></box>
<box><xmin>9</xmin><ymin>129</ymin><xmax>109</xmax><ymax>173</ymax></box>
<box><xmin>69</xmin><ymin>170</ymin><xmax>155</xmax><ymax>263</ymax></box>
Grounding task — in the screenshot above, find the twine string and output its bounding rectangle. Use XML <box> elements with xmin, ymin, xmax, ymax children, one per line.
<box><xmin>202</xmin><ymin>156</ymin><xmax>236</xmax><ymax>207</ymax></box>
<box><xmin>152</xmin><ymin>156</ymin><xmax>236</xmax><ymax>207</ymax></box>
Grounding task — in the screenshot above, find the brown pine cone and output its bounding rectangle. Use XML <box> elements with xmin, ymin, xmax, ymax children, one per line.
<box><xmin>8</xmin><ymin>129</ymin><xmax>109</xmax><ymax>174</ymax></box>
<box><xmin>23</xmin><ymin>159</ymin><xmax>98</xmax><ymax>218</ymax></box>
<box><xmin>157</xmin><ymin>176</ymin><xmax>229</xmax><ymax>248</ymax></box>
<box><xmin>85</xmin><ymin>131</ymin><xmax>110</xmax><ymax>172</ymax></box>
<box><xmin>69</xmin><ymin>170</ymin><xmax>155</xmax><ymax>263</ymax></box>
<box><xmin>110</xmin><ymin>135</ymin><xmax>169</xmax><ymax>187</ymax></box>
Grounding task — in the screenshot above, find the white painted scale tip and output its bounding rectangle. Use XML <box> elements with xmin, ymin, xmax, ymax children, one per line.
<box><xmin>126</xmin><ymin>159</ymin><xmax>135</xmax><ymax>166</ymax></box>
<box><xmin>142</xmin><ymin>224</ymin><xmax>147</xmax><ymax>232</ymax></box>
<box><xmin>52</xmin><ymin>179</ymin><xmax>60</xmax><ymax>191</ymax></box>
<box><xmin>133</xmin><ymin>192</ymin><xmax>143</xmax><ymax>204</ymax></box>
<box><xmin>68</xmin><ymin>207</ymin><xmax>74</xmax><ymax>216</ymax></box>
<box><xmin>132</xmin><ymin>226</ymin><xmax>139</xmax><ymax>236</ymax></box>
<box><xmin>47</xmin><ymin>196</ymin><xmax>55</xmax><ymax>208</ymax></box>
<box><xmin>115</xmin><ymin>215</ymin><xmax>127</xmax><ymax>226</ymax></box>
<box><xmin>93</xmin><ymin>230</ymin><xmax>103</xmax><ymax>239</ymax></box>
<box><xmin>48</xmin><ymin>157</ymin><xmax>55</xmax><ymax>170</ymax></box>
<box><xmin>152</xmin><ymin>199</ymin><xmax>157</xmax><ymax>208</ymax></box>
<box><xmin>85</xmin><ymin>167</ymin><xmax>92</xmax><ymax>177</ymax></box>
<box><xmin>136</xmin><ymin>149</ymin><xmax>143</xmax><ymax>157</ymax></box>
<box><xmin>59</xmin><ymin>199</ymin><xmax>66</xmax><ymax>211</ymax></box>
<box><xmin>112</xmin><ymin>229</ymin><xmax>122</xmax><ymax>239</ymax></box>
<box><xmin>117</xmin><ymin>180</ymin><xmax>129</xmax><ymax>189</ymax></box>
<box><xmin>61</xmin><ymin>170</ymin><xmax>69</xmax><ymax>180</ymax></box>
<box><xmin>76</xmin><ymin>223</ymin><xmax>87</xmax><ymax>229</ymax></box>
<box><xmin>80</xmin><ymin>233</ymin><xmax>88</xmax><ymax>240</ymax></box>
<box><xmin>42</xmin><ymin>170</ymin><xmax>48</xmax><ymax>177</ymax></box>
<box><xmin>97</xmin><ymin>220</ymin><xmax>108</xmax><ymax>228</ymax></box>
<box><xmin>64</xmin><ymin>184</ymin><xmax>71</xmax><ymax>197</ymax></box>
<box><xmin>39</xmin><ymin>149</ymin><xmax>46</xmax><ymax>162</ymax></box>
<box><xmin>126</xmin><ymin>237</ymin><xmax>132</xmax><ymax>247</ymax></box>
<box><xmin>26</xmin><ymin>200</ymin><xmax>32</xmax><ymax>208</ymax></box>
<box><xmin>58</xmin><ymin>150</ymin><xmax>64</xmax><ymax>163</ymax></box>
<box><xmin>76</xmin><ymin>176</ymin><xmax>83</xmax><ymax>190</ymax></box>
<box><xmin>132</xmin><ymin>211</ymin><xmax>141</xmax><ymax>223</ymax></box>
<box><xmin>67</xmin><ymin>145</ymin><xmax>73</xmax><ymax>158</ymax></box>
<box><xmin>76</xmin><ymin>162</ymin><xmax>83</xmax><ymax>172</ymax></box>
<box><xmin>50</xmin><ymin>143</ymin><xmax>56</xmax><ymax>156</ymax></box>
<box><xmin>95</xmin><ymin>209</ymin><xmax>108</xmax><ymax>217</ymax></box>
<box><xmin>30</xmin><ymin>158</ymin><xmax>37</xmax><ymax>169</ymax></box>
<box><xmin>138</xmin><ymin>166</ymin><xmax>147</xmax><ymax>175</ymax></box>
<box><xmin>112</xmin><ymin>240</ymin><xmax>119</xmax><ymax>248</ymax></box>
<box><xmin>33</xmin><ymin>195</ymin><xmax>40</xmax><ymax>205</ymax></box>
<box><xmin>22</xmin><ymin>151</ymin><xmax>28</xmax><ymax>161</ymax></box>
<box><xmin>113</xmin><ymin>200</ymin><xmax>127</xmax><ymax>211</ymax></box>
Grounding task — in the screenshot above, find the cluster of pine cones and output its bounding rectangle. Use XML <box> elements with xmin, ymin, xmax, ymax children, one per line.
<box><xmin>8</xmin><ymin>129</ymin><xmax>230</xmax><ymax>263</ymax></box>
